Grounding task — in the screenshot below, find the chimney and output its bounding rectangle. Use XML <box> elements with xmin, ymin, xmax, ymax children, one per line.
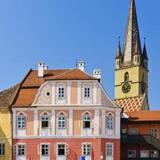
<box><xmin>93</xmin><ymin>69</ymin><xmax>101</xmax><ymax>79</ymax></box>
<box><xmin>38</xmin><ymin>62</ymin><xmax>45</xmax><ymax>77</ymax></box>
<box><xmin>77</xmin><ymin>60</ymin><xmax>85</xmax><ymax>71</ymax></box>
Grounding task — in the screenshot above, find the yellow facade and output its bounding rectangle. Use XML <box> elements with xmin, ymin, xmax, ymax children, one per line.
<box><xmin>0</xmin><ymin>108</ymin><xmax>12</xmax><ymax>160</ymax></box>
<box><xmin>115</xmin><ymin>65</ymin><xmax>148</xmax><ymax>99</ymax></box>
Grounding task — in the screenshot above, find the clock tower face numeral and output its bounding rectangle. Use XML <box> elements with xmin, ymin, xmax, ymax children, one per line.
<box><xmin>122</xmin><ymin>82</ymin><xmax>131</xmax><ymax>94</ymax></box>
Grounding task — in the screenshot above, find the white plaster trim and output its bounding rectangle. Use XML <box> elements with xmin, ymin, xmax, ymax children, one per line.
<box><xmin>77</xmin><ymin>81</ymin><xmax>81</xmax><ymax>105</ymax></box>
<box><xmin>69</xmin><ymin>109</ymin><xmax>73</xmax><ymax>136</ymax></box>
<box><xmin>13</xmin><ymin>110</ymin><xmax>16</xmax><ymax>138</ymax></box>
<box><xmin>51</xmin><ymin>82</ymin><xmax>56</xmax><ymax>105</ymax></box>
<box><xmin>51</xmin><ymin>110</ymin><xmax>55</xmax><ymax>136</ymax></box>
<box><xmin>93</xmin><ymin>82</ymin><xmax>97</xmax><ymax>104</ymax></box>
<box><xmin>34</xmin><ymin>109</ymin><xmax>38</xmax><ymax>136</ymax></box>
<box><xmin>14</xmin><ymin>135</ymin><xmax>120</xmax><ymax>139</ymax></box>
<box><xmin>67</xmin><ymin>81</ymin><xmax>71</xmax><ymax>105</ymax></box>
<box><xmin>102</xmin><ymin>110</ymin><xmax>106</xmax><ymax>136</ymax></box>
<box><xmin>94</xmin><ymin>109</ymin><xmax>99</xmax><ymax>136</ymax></box>
<box><xmin>32</xmin><ymin>81</ymin><xmax>48</xmax><ymax>105</ymax></box>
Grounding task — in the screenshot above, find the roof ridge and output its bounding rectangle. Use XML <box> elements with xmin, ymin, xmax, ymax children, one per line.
<box><xmin>47</xmin><ymin>69</ymin><xmax>73</xmax><ymax>80</ymax></box>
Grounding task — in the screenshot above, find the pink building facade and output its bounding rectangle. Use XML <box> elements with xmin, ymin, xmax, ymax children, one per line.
<box><xmin>11</xmin><ymin>62</ymin><xmax>121</xmax><ymax>160</ymax></box>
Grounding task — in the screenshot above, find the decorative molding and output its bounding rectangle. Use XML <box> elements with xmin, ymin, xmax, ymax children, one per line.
<box><xmin>34</xmin><ymin>109</ymin><xmax>38</xmax><ymax>136</ymax></box>
<box><xmin>77</xmin><ymin>81</ymin><xmax>81</xmax><ymax>105</ymax></box>
<box><xmin>69</xmin><ymin>109</ymin><xmax>73</xmax><ymax>136</ymax></box>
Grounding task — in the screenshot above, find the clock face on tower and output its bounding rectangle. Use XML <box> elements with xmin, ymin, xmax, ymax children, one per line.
<box><xmin>122</xmin><ymin>82</ymin><xmax>131</xmax><ymax>94</ymax></box>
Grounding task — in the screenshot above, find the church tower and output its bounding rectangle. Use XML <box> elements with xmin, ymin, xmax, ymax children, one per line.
<box><xmin>114</xmin><ymin>0</ymin><xmax>149</xmax><ymax>111</ymax></box>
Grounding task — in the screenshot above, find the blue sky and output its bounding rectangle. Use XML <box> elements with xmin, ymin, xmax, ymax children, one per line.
<box><xmin>0</xmin><ymin>0</ymin><xmax>160</xmax><ymax>109</ymax></box>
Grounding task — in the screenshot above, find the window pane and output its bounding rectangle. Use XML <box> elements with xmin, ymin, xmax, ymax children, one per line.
<box><xmin>106</xmin><ymin>144</ymin><xmax>113</xmax><ymax>156</ymax></box>
<box><xmin>17</xmin><ymin>114</ymin><xmax>26</xmax><ymax>129</ymax></box>
<box><xmin>41</xmin><ymin>144</ymin><xmax>49</xmax><ymax>156</ymax></box>
<box><xmin>82</xmin><ymin>144</ymin><xmax>91</xmax><ymax>156</ymax></box>
<box><xmin>17</xmin><ymin>145</ymin><xmax>25</xmax><ymax>156</ymax></box>
<box><xmin>58</xmin><ymin>144</ymin><xmax>65</xmax><ymax>156</ymax></box>
<box><xmin>0</xmin><ymin>144</ymin><xmax>5</xmax><ymax>155</ymax></box>
<box><xmin>83</xmin><ymin>114</ymin><xmax>91</xmax><ymax>129</ymax></box>
<box><xmin>128</xmin><ymin>150</ymin><xmax>136</xmax><ymax>158</ymax></box>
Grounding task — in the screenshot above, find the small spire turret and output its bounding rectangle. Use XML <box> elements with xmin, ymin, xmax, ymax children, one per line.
<box><xmin>116</xmin><ymin>37</ymin><xmax>122</xmax><ymax>59</ymax></box>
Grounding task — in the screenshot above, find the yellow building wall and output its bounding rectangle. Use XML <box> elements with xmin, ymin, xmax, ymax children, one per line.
<box><xmin>0</xmin><ymin>108</ymin><xmax>12</xmax><ymax>160</ymax></box>
<box><xmin>115</xmin><ymin>66</ymin><xmax>148</xmax><ymax>99</ymax></box>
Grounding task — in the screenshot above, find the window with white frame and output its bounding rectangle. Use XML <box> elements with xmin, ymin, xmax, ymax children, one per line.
<box><xmin>128</xmin><ymin>150</ymin><xmax>136</xmax><ymax>158</ymax></box>
<box><xmin>41</xmin><ymin>144</ymin><xmax>49</xmax><ymax>156</ymax></box>
<box><xmin>17</xmin><ymin>113</ymin><xmax>26</xmax><ymax>129</ymax></box>
<box><xmin>82</xmin><ymin>143</ymin><xmax>91</xmax><ymax>156</ymax></box>
<box><xmin>140</xmin><ymin>150</ymin><xmax>149</xmax><ymax>158</ymax></box>
<box><xmin>57</xmin><ymin>144</ymin><xmax>66</xmax><ymax>156</ymax></box>
<box><xmin>17</xmin><ymin>144</ymin><xmax>26</xmax><ymax>156</ymax></box>
<box><xmin>106</xmin><ymin>143</ymin><xmax>113</xmax><ymax>156</ymax></box>
<box><xmin>58</xmin><ymin>87</ymin><xmax>65</xmax><ymax>99</ymax></box>
<box><xmin>106</xmin><ymin>113</ymin><xmax>113</xmax><ymax>130</ymax></box>
<box><xmin>151</xmin><ymin>150</ymin><xmax>158</xmax><ymax>158</ymax></box>
<box><xmin>0</xmin><ymin>144</ymin><xmax>5</xmax><ymax>155</ymax></box>
<box><xmin>58</xmin><ymin>112</ymin><xmax>66</xmax><ymax>129</ymax></box>
<box><xmin>84</xmin><ymin>87</ymin><xmax>91</xmax><ymax>98</ymax></box>
<box><xmin>129</xmin><ymin>128</ymin><xmax>139</xmax><ymax>135</ymax></box>
<box><xmin>82</xmin><ymin>112</ymin><xmax>91</xmax><ymax>129</ymax></box>
<box><xmin>151</xmin><ymin>128</ymin><xmax>158</xmax><ymax>138</ymax></box>
<box><xmin>41</xmin><ymin>113</ymin><xmax>49</xmax><ymax>129</ymax></box>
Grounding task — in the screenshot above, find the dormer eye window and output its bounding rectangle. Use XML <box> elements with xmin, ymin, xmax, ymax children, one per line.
<box><xmin>58</xmin><ymin>87</ymin><xmax>65</xmax><ymax>99</ymax></box>
<box><xmin>84</xmin><ymin>87</ymin><xmax>90</xmax><ymax>98</ymax></box>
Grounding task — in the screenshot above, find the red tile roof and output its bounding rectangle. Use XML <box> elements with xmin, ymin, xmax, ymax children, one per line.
<box><xmin>126</xmin><ymin>111</ymin><xmax>160</xmax><ymax>121</ymax></box>
<box><xmin>0</xmin><ymin>84</ymin><xmax>19</xmax><ymax>108</ymax></box>
<box><xmin>11</xmin><ymin>68</ymin><xmax>98</xmax><ymax>107</ymax></box>
<box><xmin>113</xmin><ymin>95</ymin><xmax>145</xmax><ymax>112</ymax></box>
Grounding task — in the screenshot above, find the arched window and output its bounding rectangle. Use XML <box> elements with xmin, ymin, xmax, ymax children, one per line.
<box><xmin>124</xmin><ymin>72</ymin><xmax>129</xmax><ymax>82</ymax></box>
<box><xmin>82</xmin><ymin>112</ymin><xmax>91</xmax><ymax>129</ymax></box>
<box><xmin>58</xmin><ymin>112</ymin><xmax>66</xmax><ymax>129</ymax></box>
<box><xmin>17</xmin><ymin>113</ymin><xmax>26</xmax><ymax>129</ymax></box>
<box><xmin>41</xmin><ymin>112</ymin><xmax>49</xmax><ymax>129</ymax></box>
<box><xmin>107</xmin><ymin>113</ymin><xmax>113</xmax><ymax>130</ymax></box>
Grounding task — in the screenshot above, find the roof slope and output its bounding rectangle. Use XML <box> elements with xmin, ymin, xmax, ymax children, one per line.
<box><xmin>0</xmin><ymin>84</ymin><xmax>19</xmax><ymax>108</ymax></box>
<box><xmin>113</xmin><ymin>95</ymin><xmax>148</xmax><ymax>112</ymax></box>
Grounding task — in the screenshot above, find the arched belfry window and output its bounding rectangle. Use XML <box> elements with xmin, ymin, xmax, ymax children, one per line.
<box><xmin>124</xmin><ymin>72</ymin><xmax>129</xmax><ymax>82</ymax></box>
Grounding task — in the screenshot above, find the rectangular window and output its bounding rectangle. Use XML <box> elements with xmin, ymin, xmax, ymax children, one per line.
<box><xmin>57</xmin><ymin>144</ymin><xmax>66</xmax><ymax>156</ymax></box>
<box><xmin>129</xmin><ymin>128</ymin><xmax>139</xmax><ymax>135</ymax></box>
<box><xmin>151</xmin><ymin>150</ymin><xmax>158</xmax><ymax>158</ymax></box>
<box><xmin>58</xmin><ymin>115</ymin><xmax>66</xmax><ymax>129</ymax></box>
<box><xmin>140</xmin><ymin>150</ymin><xmax>149</xmax><ymax>158</ymax></box>
<box><xmin>58</xmin><ymin>87</ymin><xmax>65</xmax><ymax>99</ymax></box>
<box><xmin>17</xmin><ymin>115</ymin><xmax>26</xmax><ymax>129</ymax></box>
<box><xmin>41</xmin><ymin>116</ymin><xmax>49</xmax><ymax>128</ymax></box>
<box><xmin>83</xmin><ymin>114</ymin><xmax>91</xmax><ymax>129</ymax></box>
<box><xmin>106</xmin><ymin>143</ymin><xmax>113</xmax><ymax>156</ymax></box>
<box><xmin>82</xmin><ymin>143</ymin><xmax>91</xmax><ymax>156</ymax></box>
<box><xmin>84</xmin><ymin>87</ymin><xmax>90</xmax><ymax>98</ymax></box>
<box><xmin>41</xmin><ymin>144</ymin><xmax>49</xmax><ymax>156</ymax></box>
<box><xmin>128</xmin><ymin>150</ymin><xmax>136</xmax><ymax>158</ymax></box>
<box><xmin>0</xmin><ymin>144</ymin><xmax>5</xmax><ymax>155</ymax></box>
<box><xmin>151</xmin><ymin>128</ymin><xmax>158</xmax><ymax>138</ymax></box>
<box><xmin>17</xmin><ymin>144</ymin><xmax>25</xmax><ymax>156</ymax></box>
